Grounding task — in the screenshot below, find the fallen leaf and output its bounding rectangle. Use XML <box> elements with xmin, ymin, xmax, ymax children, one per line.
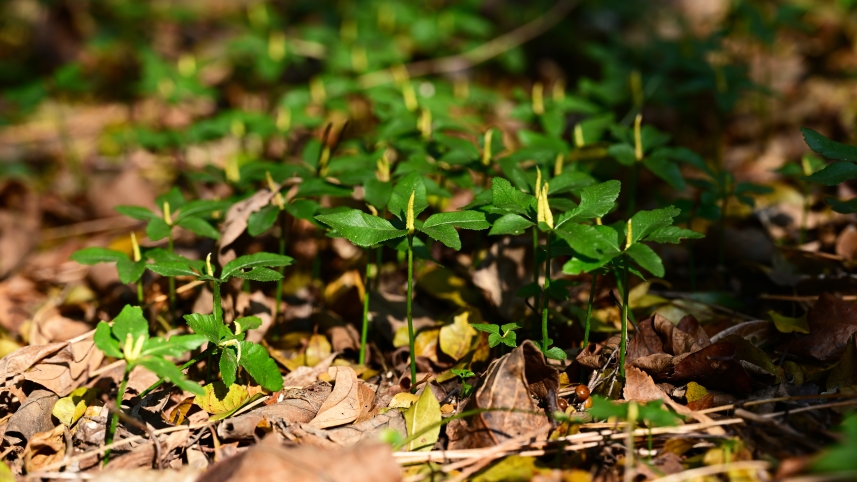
<box><xmin>439</xmin><ymin>309</ymin><xmax>478</xmax><ymax>361</ymax></box>
<box><xmin>670</xmin><ymin>343</ymin><xmax>753</xmax><ymax>393</ymax></box>
<box><xmin>194</xmin><ymin>383</ymin><xmax>250</xmax><ymax>415</ymax></box>
<box><xmin>404</xmin><ymin>386</ymin><xmax>441</xmax><ymax>451</ymax></box>
<box><xmin>197</xmin><ymin>435</ymin><xmax>401</xmax><ymax>482</ymax></box>
<box><xmin>789</xmin><ymin>294</ymin><xmax>857</xmax><ymax>362</ymax></box>
<box><xmin>23</xmin><ymin>425</ymin><xmax>65</xmax><ymax>473</ymax></box>
<box><xmin>828</xmin><ymin>334</ymin><xmax>857</xmax><ymax>391</ymax></box>
<box><xmin>218</xmin><ymin>188</ymin><xmax>278</xmax><ymax>267</ymax></box>
<box><xmin>282</xmin><ymin>353</ymin><xmax>337</xmax><ymax>388</ymax></box>
<box><xmin>355</xmin><ymin>381</ymin><xmax>376</xmax><ymax>422</ymax></box>
<box><xmin>0</xmin><ymin>342</ymin><xmax>67</xmax><ymax>386</ymax></box>
<box><xmin>3</xmin><ymin>389</ymin><xmax>58</xmax><ymax>450</ymax></box>
<box><xmin>623</xmin><ymin>366</ymin><xmax>668</xmax><ymax>402</ymax></box>
<box><xmin>22</xmin><ymin>340</ymin><xmax>104</xmax><ymax>396</ymax></box>
<box><xmin>164</xmin><ymin>397</ymin><xmax>195</xmax><ymax>425</ymax></box>
<box><xmin>309</xmin><ymin>366</ymin><xmax>360</xmax><ymax>428</ymax></box>
<box><xmin>388</xmin><ymin>392</ymin><xmax>419</xmax><ymax>409</ymax></box>
<box><xmin>52</xmin><ymin>387</ymin><xmax>98</xmax><ymax>426</ymax></box>
<box><xmin>447</xmin><ymin>340</ymin><xmax>558</xmax><ymax>449</ymax></box>
<box><xmin>326</xmin><ymin>409</ymin><xmax>407</xmax><ymax>446</ymax></box>
<box><xmin>768</xmin><ymin>310</ymin><xmax>810</xmax><ymax>334</ymax></box>
<box><xmin>306</xmin><ymin>334</ymin><xmax>332</xmax><ymax>367</ymax></box>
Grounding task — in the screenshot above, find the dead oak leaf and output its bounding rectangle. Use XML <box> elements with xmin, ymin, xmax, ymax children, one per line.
<box><xmin>309</xmin><ymin>367</ymin><xmax>360</xmax><ymax>429</ymax></box>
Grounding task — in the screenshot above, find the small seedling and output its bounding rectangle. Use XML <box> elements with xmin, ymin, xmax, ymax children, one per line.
<box><xmin>71</xmin><ymin>233</ymin><xmax>147</xmax><ymax>304</ymax></box>
<box><xmin>94</xmin><ymin>305</ymin><xmax>207</xmax><ymax>461</ymax></box>
<box><xmin>315</xmin><ymin>171</ymin><xmax>489</xmax><ymax>391</ymax></box>
<box><xmin>450</xmin><ymin>368</ymin><xmax>476</xmax><ymax>397</ymax></box>
<box><xmin>470</xmin><ymin>322</ymin><xmax>521</xmax><ymax>349</ymax></box>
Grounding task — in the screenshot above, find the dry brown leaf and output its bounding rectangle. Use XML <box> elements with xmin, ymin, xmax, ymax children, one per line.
<box><xmin>198</xmin><ymin>434</ymin><xmax>401</xmax><ymax>482</ymax></box>
<box><xmin>282</xmin><ymin>353</ymin><xmax>337</xmax><ymax>388</ymax></box>
<box><xmin>447</xmin><ymin>340</ymin><xmax>558</xmax><ymax>450</ymax></box>
<box><xmin>472</xmin><ymin>237</ymin><xmax>529</xmax><ymax>316</ymax></box>
<box><xmin>0</xmin><ymin>342</ymin><xmax>67</xmax><ymax>385</ymax></box>
<box><xmin>23</xmin><ymin>425</ymin><xmax>66</xmax><ymax>473</ymax></box>
<box><xmin>623</xmin><ymin>366</ymin><xmax>668</xmax><ymax>402</ymax></box>
<box><xmin>326</xmin><ymin>409</ymin><xmax>407</xmax><ymax>446</ymax></box>
<box><xmin>22</xmin><ymin>340</ymin><xmax>104</xmax><ymax>396</ymax></box>
<box><xmin>788</xmin><ymin>293</ymin><xmax>857</xmax><ymax>362</ymax></box>
<box><xmin>0</xmin><ymin>181</ymin><xmax>40</xmax><ymax>279</ymax></box>
<box><xmin>3</xmin><ymin>389</ymin><xmax>58</xmax><ymax>450</ymax></box>
<box><xmin>309</xmin><ymin>366</ymin><xmax>360</xmax><ymax>429</ymax></box>
<box><xmin>355</xmin><ymin>381</ymin><xmax>376</xmax><ymax>422</ymax></box>
<box><xmin>217</xmin><ymin>188</ymin><xmax>278</xmax><ymax>267</ymax></box>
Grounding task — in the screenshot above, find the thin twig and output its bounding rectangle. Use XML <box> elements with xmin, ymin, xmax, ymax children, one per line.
<box><xmin>651</xmin><ymin>460</ymin><xmax>770</xmax><ymax>482</ymax></box>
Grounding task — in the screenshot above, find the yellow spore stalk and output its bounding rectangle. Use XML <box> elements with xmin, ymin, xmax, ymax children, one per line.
<box><xmin>406</xmin><ymin>190</ymin><xmax>416</xmax><ymax>235</ymax></box>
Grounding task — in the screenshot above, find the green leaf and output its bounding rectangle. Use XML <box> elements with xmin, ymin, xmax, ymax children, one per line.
<box><xmin>116</xmin><ymin>258</ymin><xmax>147</xmax><ymax>284</ymax></box>
<box><xmin>544</xmin><ymin>346</ymin><xmax>567</xmax><ymax>360</ymax></box>
<box><xmin>184</xmin><ymin>313</ymin><xmax>223</xmax><ymax>344</ymax></box>
<box><xmin>295</xmin><ymin>178</ymin><xmax>352</xmax><ymax>198</ymax></box>
<box><xmin>234</xmin><ymin>316</ymin><xmax>262</xmax><ymax>335</ymax></box>
<box><xmin>70</xmin><ymin>247</ymin><xmax>127</xmax><ymax>265</ymax></box>
<box><xmin>220</xmin><ymin>348</ymin><xmax>239</xmax><ymax>386</ymax></box>
<box><xmin>315</xmin><ymin>210</ymin><xmax>407</xmax><ymax>247</ymax></box>
<box><xmin>644</xmin><ymin>152</ymin><xmax>686</xmax><ymax>190</ymax></box>
<box><xmin>630</xmin><ymin>206</ymin><xmax>681</xmax><ymax>244</ymax></box>
<box><xmin>175</xmin><ymin>199</ymin><xmax>231</xmax><ymax>221</ymax></box>
<box><xmin>115</xmin><ymin>205</ymin><xmax>159</xmax><ymax>221</ymax></box>
<box><xmin>515</xmin><ymin>282</ymin><xmax>541</xmax><ymax>298</ymax></box>
<box><xmin>767</xmin><ymin>310</ymin><xmax>810</xmax><ymax>334</ymax></box>
<box><xmin>285</xmin><ymin>199</ymin><xmax>319</xmax><ymax>221</ymax></box>
<box><xmin>177</xmin><ymin>217</ymin><xmax>220</xmax><ymax>239</ymax></box>
<box><xmin>556</xmin><ymin>180</ymin><xmax>621</xmax><ymax>227</ymax></box>
<box><xmin>420</xmin><ymin>211</ymin><xmax>489</xmax><ymax>250</ymax></box>
<box><xmin>94</xmin><ymin>321</ymin><xmax>122</xmax><ymax>358</ymax></box>
<box><xmin>489</xmin><ymin>213</ymin><xmax>534</xmax><ymax>236</ymax></box>
<box><xmin>469</xmin><ymin>323</ymin><xmax>500</xmax><ymax>335</ymax></box>
<box><xmin>826</xmin><ymin>196</ymin><xmax>857</xmax><ymax>214</ymax></box>
<box><xmin>388</xmin><ymin>172</ymin><xmax>428</xmax><ymax>220</ymax></box>
<box><xmin>247</xmin><ymin>205</ymin><xmax>280</xmax><ymax>237</ymax></box>
<box><xmin>112</xmin><ymin>305</ymin><xmax>148</xmax><ymax>345</ymax></box>
<box><xmin>562</xmin><ymin>254</ymin><xmax>613</xmax><ymax>275</ymax></box>
<box><xmin>491</xmin><ymin>177</ymin><xmax>535</xmax><ymax>215</ymax></box>
<box><xmin>625</xmin><ymin>243</ymin><xmax>664</xmax><ymax>277</ymax></box>
<box><xmin>805</xmin><ymin>162</ymin><xmax>857</xmax><ymax>186</ymax></box>
<box><xmin>547</xmin><ymin>170</ymin><xmax>595</xmax><ymax>195</ymax></box>
<box><xmin>142</xmin><ymin>334</ymin><xmax>207</xmax><ymax>358</ymax></box>
<box><xmin>643</xmin><ymin>226</ymin><xmax>703</xmax><ymax>244</ymax></box>
<box><xmin>146</xmin><ymin>218</ymin><xmax>172</xmax><ymax>241</ymax></box>
<box><xmin>555</xmin><ymin>223</ymin><xmax>621</xmax><ymax>260</ymax></box>
<box><xmin>608</xmin><ymin>143</ymin><xmax>636</xmax><ymax>166</ymax></box>
<box><xmin>404</xmin><ymin>385</ymin><xmax>441</xmax><ymax>451</ymax></box>
<box><xmin>233</xmin><ymin>267</ymin><xmax>283</xmax><ymax>282</ymax></box>
<box><xmin>238</xmin><ymin>341</ymin><xmax>283</xmax><ymax>391</ymax></box>
<box><xmin>147</xmin><ymin>261</ymin><xmax>199</xmax><ymax>278</ymax></box>
<box><xmin>156</xmin><ymin>187</ymin><xmax>186</xmax><ymax>211</ymax></box>
<box><xmin>221</xmin><ymin>252</ymin><xmax>293</xmax><ymax>281</ymax></box>
<box><xmin>364</xmin><ymin>179</ymin><xmax>392</xmax><ymax>210</ymax></box>
<box><xmin>801</xmin><ymin>127</ymin><xmax>857</xmax><ymax>162</ymax></box>
<box><xmin>138</xmin><ymin>357</ymin><xmax>205</xmax><ymax>396</ymax></box>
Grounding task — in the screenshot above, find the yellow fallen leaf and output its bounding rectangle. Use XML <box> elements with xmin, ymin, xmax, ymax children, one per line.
<box><xmin>404</xmin><ymin>388</ymin><xmax>441</xmax><ymax>451</ymax></box>
<box><xmin>52</xmin><ymin>387</ymin><xmax>97</xmax><ymax>426</ymax></box>
<box><xmin>389</xmin><ymin>392</ymin><xmax>420</xmax><ymax>409</ymax></box>
<box><xmin>306</xmin><ymin>334</ymin><xmax>332</xmax><ymax>367</ymax></box>
<box><xmin>194</xmin><ymin>382</ymin><xmax>250</xmax><ymax>415</ymax></box>
<box><xmin>439</xmin><ymin>310</ymin><xmax>478</xmax><ymax>361</ymax></box>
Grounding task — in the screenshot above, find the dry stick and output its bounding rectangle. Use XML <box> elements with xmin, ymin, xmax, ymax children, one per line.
<box><xmin>356</xmin><ymin>0</ymin><xmax>580</xmax><ymax>88</ymax></box>
<box><xmin>698</xmin><ymin>392</ymin><xmax>857</xmax><ymax>415</ymax></box>
<box><xmin>652</xmin><ymin>460</ymin><xmax>771</xmax><ymax>482</ymax></box>
<box><xmin>25</xmin><ymin>423</ymin><xmax>212</xmax><ymax>476</ymax></box>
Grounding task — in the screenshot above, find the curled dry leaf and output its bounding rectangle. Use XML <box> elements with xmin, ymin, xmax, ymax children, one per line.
<box><xmin>447</xmin><ymin>340</ymin><xmax>558</xmax><ymax>450</ymax></box>
<box><xmin>0</xmin><ymin>342</ymin><xmax>68</xmax><ymax>386</ymax></box>
<box><xmin>23</xmin><ymin>425</ymin><xmax>66</xmax><ymax>473</ymax></box>
<box><xmin>198</xmin><ymin>434</ymin><xmax>401</xmax><ymax>482</ymax></box>
<box><xmin>309</xmin><ymin>366</ymin><xmax>360</xmax><ymax>429</ymax></box>
<box><xmin>3</xmin><ymin>389</ymin><xmax>58</xmax><ymax>450</ymax></box>
<box><xmin>22</xmin><ymin>340</ymin><xmax>104</xmax><ymax>396</ymax></box>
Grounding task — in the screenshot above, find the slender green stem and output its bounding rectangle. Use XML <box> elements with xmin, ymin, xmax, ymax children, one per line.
<box><xmin>541</xmin><ymin>232</ymin><xmax>552</xmax><ymax>352</ymax></box>
<box><xmin>359</xmin><ymin>248</ymin><xmax>372</xmax><ymax>365</ymax></box>
<box><xmin>620</xmin><ymin>254</ymin><xmax>630</xmax><ymax>378</ymax></box>
<box><xmin>136</xmin><ymin>281</ymin><xmax>144</xmax><ymax>305</ymax></box>
<box><xmin>212</xmin><ymin>281</ymin><xmax>223</xmax><ymax>324</ymax></box>
<box><xmin>103</xmin><ymin>370</ymin><xmax>129</xmax><ymax>465</ymax></box>
<box><xmin>167</xmin><ymin>232</ymin><xmax>176</xmax><ymax>319</ymax></box>
<box><xmin>583</xmin><ymin>272</ymin><xmax>597</xmax><ymax>349</ymax></box>
<box><xmin>273</xmin><ymin>209</ymin><xmax>288</xmax><ymax>335</ymax></box>
<box><xmin>406</xmin><ymin>236</ymin><xmax>417</xmax><ymax>393</ymax></box>
<box><xmin>532</xmin><ymin>226</ymin><xmax>541</xmax><ymax>317</ymax></box>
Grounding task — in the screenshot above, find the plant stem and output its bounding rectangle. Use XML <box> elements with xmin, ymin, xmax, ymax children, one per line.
<box><xmin>532</xmin><ymin>226</ymin><xmax>541</xmax><ymax>317</ymax></box>
<box><xmin>103</xmin><ymin>369</ymin><xmax>129</xmax><ymax>465</ymax></box>
<box><xmin>583</xmin><ymin>272</ymin><xmax>597</xmax><ymax>350</ymax></box>
<box><xmin>541</xmin><ymin>232</ymin><xmax>552</xmax><ymax>353</ymax></box>
<box><xmin>167</xmin><ymin>232</ymin><xmax>176</xmax><ymax>319</ymax></box>
<box><xmin>273</xmin><ymin>209</ymin><xmax>288</xmax><ymax>336</ymax></box>
<box><xmin>136</xmin><ymin>281</ymin><xmax>144</xmax><ymax>305</ymax></box>
<box><xmin>406</xmin><ymin>236</ymin><xmax>417</xmax><ymax>393</ymax></box>
<box><xmin>359</xmin><ymin>248</ymin><xmax>372</xmax><ymax>365</ymax></box>
<box><xmin>620</xmin><ymin>254</ymin><xmax>630</xmax><ymax>378</ymax></box>
<box><xmin>212</xmin><ymin>281</ymin><xmax>223</xmax><ymax>324</ymax></box>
